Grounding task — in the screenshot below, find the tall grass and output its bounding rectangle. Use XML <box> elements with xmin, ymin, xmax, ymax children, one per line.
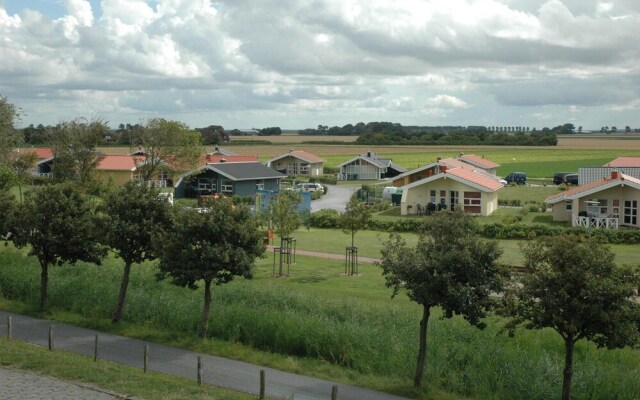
<box><xmin>0</xmin><ymin>246</ymin><xmax>638</xmax><ymax>400</ymax></box>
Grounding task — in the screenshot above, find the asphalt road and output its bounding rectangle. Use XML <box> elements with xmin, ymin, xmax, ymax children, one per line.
<box><xmin>311</xmin><ymin>184</ymin><xmax>358</xmax><ymax>212</ymax></box>
<box><xmin>0</xmin><ymin>311</ymin><xmax>410</xmax><ymax>400</ymax></box>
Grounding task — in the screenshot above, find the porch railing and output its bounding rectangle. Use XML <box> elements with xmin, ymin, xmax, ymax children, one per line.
<box><xmin>573</xmin><ymin>216</ymin><xmax>619</xmax><ymax>229</ymax></box>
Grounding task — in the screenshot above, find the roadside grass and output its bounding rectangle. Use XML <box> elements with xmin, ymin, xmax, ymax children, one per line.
<box><xmin>1</xmin><ymin>244</ymin><xmax>639</xmax><ymax>400</ymax></box>
<box><xmin>0</xmin><ymin>337</ymin><xmax>256</xmax><ymax>400</ymax></box>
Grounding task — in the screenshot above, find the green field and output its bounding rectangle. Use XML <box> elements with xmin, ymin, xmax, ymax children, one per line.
<box><xmin>0</xmin><ymin>243</ymin><xmax>638</xmax><ymax>400</ymax></box>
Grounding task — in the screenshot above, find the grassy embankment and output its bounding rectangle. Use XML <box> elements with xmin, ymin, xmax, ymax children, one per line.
<box><xmin>0</xmin><ymin>244</ymin><xmax>638</xmax><ymax>400</ymax></box>
<box><xmin>0</xmin><ymin>337</ymin><xmax>256</xmax><ymax>400</ymax></box>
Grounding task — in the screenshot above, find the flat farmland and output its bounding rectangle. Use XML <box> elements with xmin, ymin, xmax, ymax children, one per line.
<box><xmin>99</xmin><ymin>134</ymin><xmax>640</xmax><ymax>178</ymax></box>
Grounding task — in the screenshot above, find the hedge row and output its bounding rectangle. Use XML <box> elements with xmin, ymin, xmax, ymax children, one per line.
<box><xmin>308</xmin><ymin>210</ymin><xmax>640</xmax><ymax>244</ymax></box>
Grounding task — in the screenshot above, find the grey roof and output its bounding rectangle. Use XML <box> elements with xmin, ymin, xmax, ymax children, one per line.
<box><xmin>388</xmin><ymin>162</ymin><xmax>407</xmax><ymax>173</ymax></box>
<box><xmin>213</xmin><ymin>162</ymin><xmax>285</xmax><ymax>180</ymax></box>
<box><xmin>176</xmin><ymin>162</ymin><xmax>286</xmax><ymax>187</ymax></box>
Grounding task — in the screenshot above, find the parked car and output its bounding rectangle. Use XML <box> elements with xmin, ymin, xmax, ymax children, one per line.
<box><xmin>504</xmin><ymin>172</ymin><xmax>527</xmax><ymax>185</ymax></box>
<box><xmin>553</xmin><ymin>172</ymin><xmax>575</xmax><ymax>185</ymax></box>
<box><xmin>563</xmin><ymin>173</ymin><xmax>579</xmax><ymax>186</ymax></box>
<box><xmin>290</xmin><ymin>182</ymin><xmax>325</xmax><ymax>193</ymax></box>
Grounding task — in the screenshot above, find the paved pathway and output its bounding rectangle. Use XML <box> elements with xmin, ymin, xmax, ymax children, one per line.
<box><xmin>311</xmin><ymin>184</ymin><xmax>358</xmax><ymax>212</ymax></box>
<box><xmin>266</xmin><ymin>245</ymin><xmax>380</xmax><ymax>264</ymax></box>
<box><xmin>0</xmin><ymin>367</ymin><xmax>122</xmax><ymax>400</ymax></box>
<box><xmin>1</xmin><ymin>311</ymin><xmax>410</xmax><ymax>400</ymax></box>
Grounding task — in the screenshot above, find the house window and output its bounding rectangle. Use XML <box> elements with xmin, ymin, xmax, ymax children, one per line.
<box><xmin>598</xmin><ymin>199</ymin><xmax>608</xmax><ymax>214</ymax></box>
<box><xmin>566</xmin><ymin>202</ymin><xmax>572</xmax><ymax>211</ymax></box>
<box><xmin>198</xmin><ymin>178</ymin><xmax>212</xmax><ymax>191</ymax></box>
<box><xmin>221</xmin><ymin>180</ymin><xmax>233</xmax><ymax>193</ymax></box>
<box><xmin>439</xmin><ymin>190</ymin><xmax>446</xmax><ymax>205</ymax></box>
<box><xmin>299</xmin><ymin>163</ymin><xmax>310</xmax><ymax>174</ymax></box>
<box><xmin>256</xmin><ymin>180</ymin><xmax>264</xmax><ymax>190</ymax></box>
<box><xmin>157</xmin><ymin>171</ymin><xmax>168</xmax><ymax>181</ymax></box>
<box><xmin>134</xmin><ymin>172</ymin><xmax>143</xmax><ymax>182</ymax></box>
<box><xmin>463</xmin><ymin>191</ymin><xmax>482</xmax><ymax>213</ymax></box>
<box><xmin>430</xmin><ymin>190</ymin><xmax>436</xmax><ymax>204</ymax></box>
<box><xmin>450</xmin><ymin>191</ymin><xmax>459</xmax><ymax>209</ymax></box>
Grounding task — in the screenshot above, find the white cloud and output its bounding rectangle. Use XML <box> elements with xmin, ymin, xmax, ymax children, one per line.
<box><xmin>0</xmin><ymin>0</ymin><xmax>639</xmax><ymax>129</ymax></box>
<box><xmin>426</xmin><ymin>95</ymin><xmax>468</xmax><ymax>109</ymax></box>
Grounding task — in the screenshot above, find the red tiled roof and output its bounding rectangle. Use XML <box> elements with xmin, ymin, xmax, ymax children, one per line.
<box><xmin>545</xmin><ymin>172</ymin><xmax>640</xmax><ymax>203</ymax></box>
<box><xmin>603</xmin><ymin>156</ymin><xmax>640</xmax><ymax>167</ymax></box>
<box><xmin>440</xmin><ymin>158</ymin><xmax>468</xmax><ymax>169</ymax></box>
<box><xmin>460</xmin><ymin>154</ymin><xmax>500</xmax><ymax>169</ymax></box>
<box><xmin>289</xmin><ymin>150</ymin><xmax>324</xmax><ymax>163</ymax></box>
<box><xmin>98</xmin><ymin>155</ymin><xmax>142</xmax><ymax>171</ymax></box>
<box><xmin>19</xmin><ymin>148</ymin><xmax>53</xmax><ymax>159</ymax></box>
<box><xmin>446</xmin><ymin>168</ymin><xmax>504</xmax><ymax>191</ymax></box>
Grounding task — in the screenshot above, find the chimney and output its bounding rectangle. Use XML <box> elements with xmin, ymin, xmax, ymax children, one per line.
<box><xmin>206</xmin><ymin>154</ymin><xmax>211</xmax><ymax>161</ymax></box>
<box><xmin>437</xmin><ymin>156</ymin><xmax>442</xmax><ymax>163</ymax></box>
<box><xmin>220</xmin><ymin>157</ymin><xmax>226</xmax><ymax>163</ymax></box>
<box><xmin>611</xmin><ymin>170</ymin><xmax>620</xmax><ymax>180</ymax></box>
<box><xmin>289</xmin><ymin>148</ymin><xmax>293</xmax><ymax>153</ymax></box>
<box><xmin>367</xmin><ymin>151</ymin><xmax>372</xmax><ymax>157</ymax></box>
<box><xmin>459</xmin><ymin>152</ymin><xmax>464</xmax><ymax>158</ymax></box>
<box><xmin>441</xmin><ymin>166</ymin><xmax>447</xmax><ymax>173</ymax></box>
<box><xmin>214</xmin><ymin>146</ymin><xmax>219</xmax><ymax>151</ymax></box>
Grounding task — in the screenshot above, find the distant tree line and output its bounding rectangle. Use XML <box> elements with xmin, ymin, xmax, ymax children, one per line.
<box><xmin>356</xmin><ymin>127</ymin><xmax>557</xmax><ymax>146</ymax></box>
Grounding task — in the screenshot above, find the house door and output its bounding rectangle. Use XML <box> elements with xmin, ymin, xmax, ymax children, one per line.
<box><xmin>623</xmin><ymin>200</ymin><xmax>637</xmax><ymax>226</ymax></box>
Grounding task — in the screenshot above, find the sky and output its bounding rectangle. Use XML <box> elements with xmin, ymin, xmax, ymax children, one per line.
<box><xmin>1</xmin><ymin>0</ymin><xmax>639</xmax><ymax>130</ymax></box>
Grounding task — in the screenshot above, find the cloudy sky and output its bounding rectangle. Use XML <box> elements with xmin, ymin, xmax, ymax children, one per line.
<box><xmin>1</xmin><ymin>0</ymin><xmax>639</xmax><ymax>130</ymax></box>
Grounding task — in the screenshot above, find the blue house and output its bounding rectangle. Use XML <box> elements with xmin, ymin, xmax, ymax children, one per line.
<box><xmin>174</xmin><ymin>162</ymin><xmax>286</xmax><ymax>198</ymax></box>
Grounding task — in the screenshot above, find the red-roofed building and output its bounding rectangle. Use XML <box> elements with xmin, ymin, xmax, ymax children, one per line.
<box><xmin>603</xmin><ymin>156</ymin><xmax>640</xmax><ymax>168</ymax></box>
<box><xmin>399</xmin><ymin>165</ymin><xmax>503</xmax><ymax>216</ymax></box>
<box><xmin>267</xmin><ymin>150</ymin><xmax>325</xmax><ymax>176</ymax></box>
<box><xmin>392</xmin><ymin>154</ymin><xmax>500</xmax><ymax>187</ymax></box>
<box><xmin>545</xmin><ymin>171</ymin><xmax>640</xmax><ymax>228</ymax></box>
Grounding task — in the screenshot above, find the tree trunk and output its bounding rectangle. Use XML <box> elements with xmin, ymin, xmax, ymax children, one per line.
<box><xmin>199</xmin><ymin>279</ymin><xmax>213</xmax><ymax>339</ymax></box>
<box><xmin>112</xmin><ymin>261</ymin><xmax>132</xmax><ymax>323</ymax></box>
<box><xmin>562</xmin><ymin>337</ymin><xmax>575</xmax><ymax>400</ymax></box>
<box><xmin>39</xmin><ymin>262</ymin><xmax>48</xmax><ymax>311</ymax></box>
<box><xmin>351</xmin><ymin>231</ymin><xmax>355</xmax><ymax>248</ymax></box>
<box><xmin>414</xmin><ymin>304</ymin><xmax>431</xmax><ymax>388</ymax></box>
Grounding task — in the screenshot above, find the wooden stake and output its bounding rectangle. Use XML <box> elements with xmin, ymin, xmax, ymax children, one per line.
<box><xmin>7</xmin><ymin>316</ymin><xmax>11</xmax><ymax>339</ymax></box>
<box><xmin>197</xmin><ymin>356</ymin><xmax>203</xmax><ymax>385</ymax></box>
<box><xmin>144</xmin><ymin>345</ymin><xmax>149</xmax><ymax>373</ymax></box>
<box><xmin>48</xmin><ymin>325</ymin><xmax>53</xmax><ymax>350</ymax></box>
<box><xmin>259</xmin><ymin>370</ymin><xmax>265</xmax><ymax>399</ymax></box>
<box><xmin>331</xmin><ymin>385</ymin><xmax>338</xmax><ymax>400</ymax></box>
<box><xmin>93</xmin><ymin>335</ymin><xmax>99</xmax><ymax>362</ymax></box>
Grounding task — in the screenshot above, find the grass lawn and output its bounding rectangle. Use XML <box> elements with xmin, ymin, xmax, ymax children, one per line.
<box><xmin>287</xmin><ymin>227</ymin><xmax>639</xmax><ymax>268</ymax></box>
<box><xmin>0</xmin><ymin>243</ymin><xmax>638</xmax><ymax>400</ymax></box>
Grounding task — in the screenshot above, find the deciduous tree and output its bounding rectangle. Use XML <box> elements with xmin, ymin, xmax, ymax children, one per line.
<box><xmin>132</xmin><ymin>118</ymin><xmax>202</xmax><ymax>183</ymax></box>
<box><xmin>502</xmin><ymin>236</ymin><xmax>640</xmax><ymax>400</ymax></box>
<box><xmin>379</xmin><ymin>210</ymin><xmax>505</xmax><ymax>388</ymax></box>
<box><xmin>340</xmin><ymin>197</ymin><xmax>371</xmax><ymax>248</ymax></box>
<box><xmin>11</xmin><ymin>183</ymin><xmax>106</xmax><ymax>310</ymax></box>
<box><xmin>157</xmin><ymin>200</ymin><xmax>264</xmax><ymax>338</ymax></box>
<box><xmin>0</xmin><ymin>95</ymin><xmax>22</xmax><ymax>164</ymax></box>
<box><xmin>50</xmin><ymin>118</ymin><xmax>107</xmax><ymax>187</ymax></box>
<box><xmin>103</xmin><ymin>182</ymin><xmax>174</xmax><ymax>323</ymax></box>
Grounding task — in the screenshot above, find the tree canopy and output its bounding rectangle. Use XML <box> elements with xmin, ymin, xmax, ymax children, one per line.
<box><xmin>157</xmin><ymin>200</ymin><xmax>264</xmax><ymax>338</ymax></box>
<box><xmin>340</xmin><ymin>197</ymin><xmax>371</xmax><ymax>248</ymax></box>
<box><xmin>379</xmin><ymin>210</ymin><xmax>506</xmax><ymax>387</ymax></box>
<box><xmin>132</xmin><ymin>118</ymin><xmax>202</xmax><ymax>182</ymax></box>
<box><xmin>102</xmin><ymin>182</ymin><xmax>174</xmax><ymax>322</ymax></box>
<box><xmin>0</xmin><ymin>95</ymin><xmax>22</xmax><ymax>164</ymax></box>
<box><xmin>11</xmin><ymin>183</ymin><xmax>107</xmax><ymax>309</ymax></box>
<box><xmin>502</xmin><ymin>236</ymin><xmax>640</xmax><ymax>400</ymax></box>
<box><xmin>50</xmin><ymin>118</ymin><xmax>108</xmax><ymax>187</ymax></box>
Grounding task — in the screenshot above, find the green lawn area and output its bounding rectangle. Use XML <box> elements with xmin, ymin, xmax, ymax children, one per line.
<box><xmin>287</xmin><ymin>227</ymin><xmax>639</xmax><ymax>268</ymax></box>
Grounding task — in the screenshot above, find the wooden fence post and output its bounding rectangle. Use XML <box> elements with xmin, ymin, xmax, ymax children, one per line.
<box><xmin>6</xmin><ymin>316</ymin><xmax>11</xmax><ymax>339</ymax></box>
<box><xmin>48</xmin><ymin>325</ymin><xmax>54</xmax><ymax>350</ymax></box>
<box><xmin>93</xmin><ymin>335</ymin><xmax>99</xmax><ymax>362</ymax></box>
<box><xmin>331</xmin><ymin>385</ymin><xmax>338</xmax><ymax>400</ymax></box>
<box><xmin>144</xmin><ymin>345</ymin><xmax>149</xmax><ymax>373</ymax></box>
<box><xmin>197</xmin><ymin>356</ymin><xmax>203</xmax><ymax>385</ymax></box>
<box><xmin>259</xmin><ymin>369</ymin><xmax>265</xmax><ymax>399</ymax></box>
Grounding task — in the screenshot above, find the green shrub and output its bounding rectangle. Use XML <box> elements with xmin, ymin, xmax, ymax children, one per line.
<box><xmin>309</xmin><ymin>209</ymin><xmax>340</xmax><ymax>228</ymax></box>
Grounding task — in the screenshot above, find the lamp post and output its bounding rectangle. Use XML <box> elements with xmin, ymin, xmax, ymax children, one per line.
<box><xmin>512</xmin><ymin>157</ymin><xmax>515</xmax><ymax>173</ymax></box>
